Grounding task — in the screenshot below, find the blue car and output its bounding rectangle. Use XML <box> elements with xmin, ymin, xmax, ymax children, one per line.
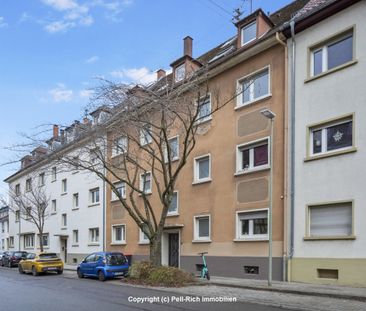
<box><xmin>77</xmin><ymin>252</ymin><xmax>129</xmax><ymax>281</ymax></box>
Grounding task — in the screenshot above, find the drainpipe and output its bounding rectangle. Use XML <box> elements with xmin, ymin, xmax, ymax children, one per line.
<box><xmin>288</xmin><ymin>20</ymin><xmax>296</xmax><ymax>281</ymax></box>
<box><xmin>103</xmin><ymin>168</ymin><xmax>106</xmax><ymax>252</ymax></box>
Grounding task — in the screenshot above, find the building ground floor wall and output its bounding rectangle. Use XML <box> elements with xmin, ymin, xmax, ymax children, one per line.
<box><xmin>290</xmin><ymin>258</ymin><xmax>366</xmax><ymax>286</ymax></box>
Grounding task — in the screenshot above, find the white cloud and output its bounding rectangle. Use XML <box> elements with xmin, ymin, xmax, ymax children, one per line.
<box><xmin>49</xmin><ymin>83</ymin><xmax>73</xmax><ymax>102</ymax></box>
<box><xmin>110</xmin><ymin>67</ymin><xmax>156</xmax><ymax>85</ymax></box>
<box><xmin>85</xmin><ymin>56</ymin><xmax>99</xmax><ymax>64</ymax></box>
<box><xmin>0</xmin><ymin>17</ymin><xmax>8</xmax><ymax>28</ymax></box>
<box><xmin>79</xmin><ymin>89</ymin><xmax>94</xmax><ymax>98</ymax></box>
<box><xmin>41</xmin><ymin>0</ymin><xmax>78</xmax><ymax>11</ymax></box>
<box><xmin>45</xmin><ymin>20</ymin><xmax>75</xmax><ymax>33</ymax></box>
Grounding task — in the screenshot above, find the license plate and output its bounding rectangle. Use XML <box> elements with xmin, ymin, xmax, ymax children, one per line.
<box><xmin>46</xmin><ymin>267</ymin><xmax>58</xmax><ymax>270</ymax></box>
<box><xmin>114</xmin><ymin>272</ymin><xmax>124</xmax><ymax>276</ymax></box>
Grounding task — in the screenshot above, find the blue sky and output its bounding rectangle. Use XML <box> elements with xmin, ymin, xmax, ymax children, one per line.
<box><xmin>0</xmin><ymin>0</ymin><xmax>293</xmax><ymax>196</ymax></box>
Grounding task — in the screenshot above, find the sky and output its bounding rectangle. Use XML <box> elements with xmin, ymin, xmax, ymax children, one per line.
<box><xmin>0</xmin><ymin>0</ymin><xmax>293</xmax><ymax>197</ymax></box>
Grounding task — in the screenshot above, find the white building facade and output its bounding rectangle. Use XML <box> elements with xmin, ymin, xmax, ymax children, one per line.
<box><xmin>287</xmin><ymin>0</ymin><xmax>366</xmax><ymax>286</ymax></box>
<box><xmin>0</xmin><ymin>206</ymin><xmax>9</xmax><ymax>251</ymax></box>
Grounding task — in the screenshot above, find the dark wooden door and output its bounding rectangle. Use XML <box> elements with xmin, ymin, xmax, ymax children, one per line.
<box><xmin>168</xmin><ymin>233</ymin><xmax>179</xmax><ymax>267</ymax></box>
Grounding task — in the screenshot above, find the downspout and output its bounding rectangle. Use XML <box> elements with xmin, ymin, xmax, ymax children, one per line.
<box><xmin>103</xmin><ymin>168</ymin><xmax>106</xmax><ymax>252</ymax></box>
<box><xmin>288</xmin><ymin>20</ymin><xmax>296</xmax><ymax>281</ymax></box>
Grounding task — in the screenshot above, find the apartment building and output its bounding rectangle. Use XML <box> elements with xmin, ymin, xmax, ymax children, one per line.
<box><xmin>0</xmin><ymin>206</ymin><xmax>9</xmax><ymax>251</ymax></box>
<box><xmin>284</xmin><ymin>0</ymin><xmax>366</xmax><ymax>285</ymax></box>
<box><xmin>105</xmin><ymin>1</ymin><xmax>309</xmax><ymax>280</ymax></box>
<box><xmin>5</xmin><ymin>121</ymin><xmax>105</xmax><ymax>264</ymax></box>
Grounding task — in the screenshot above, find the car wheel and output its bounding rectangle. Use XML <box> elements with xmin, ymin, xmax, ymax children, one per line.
<box><xmin>57</xmin><ymin>269</ymin><xmax>63</xmax><ymax>275</ymax></box>
<box><xmin>32</xmin><ymin>266</ymin><xmax>39</xmax><ymax>276</ymax></box>
<box><xmin>18</xmin><ymin>265</ymin><xmax>24</xmax><ymax>274</ymax></box>
<box><xmin>98</xmin><ymin>270</ymin><xmax>106</xmax><ymax>282</ymax></box>
<box><xmin>77</xmin><ymin>269</ymin><xmax>84</xmax><ymax>279</ymax></box>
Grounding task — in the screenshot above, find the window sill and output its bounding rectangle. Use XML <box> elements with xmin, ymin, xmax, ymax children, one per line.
<box><xmin>51</xmin><ymin>212</ymin><xmax>57</xmax><ymax>215</ymax></box>
<box><xmin>167</xmin><ymin>212</ymin><xmax>179</xmax><ymax>217</ymax></box>
<box><xmin>303</xmin><ymin>236</ymin><xmax>356</xmax><ymax>241</ymax></box>
<box><xmin>192</xmin><ymin>239</ymin><xmax>212</xmax><ymax>243</ymax></box>
<box><xmin>139</xmin><ymin>192</ymin><xmax>152</xmax><ymax>196</ymax></box>
<box><xmin>71</xmin><ymin>171</ymin><xmax>79</xmax><ymax>175</ymax></box>
<box><xmin>235</xmin><ymin>94</ymin><xmax>272</xmax><ymax>111</ymax></box>
<box><xmin>61</xmin><ymin>192</ymin><xmax>67</xmax><ymax>196</ymax></box>
<box><xmin>138</xmin><ymin>241</ymin><xmax>150</xmax><ymax>245</ymax></box>
<box><xmin>24</xmin><ymin>247</ymin><xmax>34</xmax><ymax>250</ymax></box>
<box><xmin>87</xmin><ymin>243</ymin><xmax>100</xmax><ymax>246</ymax></box>
<box><xmin>71</xmin><ymin>244</ymin><xmax>79</xmax><ymax>247</ymax></box>
<box><xmin>305</xmin><ymin>60</ymin><xmax>358</xmax><ymax>83</ymax></box>
<box><xmin>192</xmin><ymin>178</ymin><xmax>212</xmax><ymax>186</ymax></box>
<box><xmin>304</xmin><ymin>147</ymin><xmax>357</xmax><ymax>162</ymax></box>
<box><xmin>71</xmin><ymin>207</ymin><xmax>79</xmax><ymax>211</ymax></box>
<box><xmin>51</xmin><ymin>180</ymin><xmax>56</xmax><ymax>183</ymax></box>
<box><xmin>195</xmin><ymin>117</ymin><xmax>212</xmax><ymax>126</ymax></box>
<box><xmin>61</xmin><ymin>227</ymin><xmax>67</xmax><ymax>230</ymax></box>
<box><xmin>88</xmin><ymin>203</ymin><xmax>100</xmax><ymax>208</ymax></box>
<box><xmin>234</xmin><ymin>166</ymin><xmax>270</xmax><ymax>176</ymax></box>
<box><xmin>111</xmin><ymin>198</ymin><xmax>126</xmax><ymax>203</ymax></box>
<box><xmin>37</xmin><ymin>247</ymin><xmax>49</xmax><ymax>250</ymax></box>
<box><xmin>233</xmin><ymin>237</ymin><xmax>269</xmax><ymax>242</ymax></box>
<box><xmin>110</xmin><ymin>242</ymin><xmax>126</xmax><ymax>246</ymax></box>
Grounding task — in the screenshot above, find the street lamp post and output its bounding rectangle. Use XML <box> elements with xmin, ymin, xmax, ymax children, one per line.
<box><xmin>260</xmin><ymin>108</ymin><xmax>276</xmax><ymax>287</ymax></box>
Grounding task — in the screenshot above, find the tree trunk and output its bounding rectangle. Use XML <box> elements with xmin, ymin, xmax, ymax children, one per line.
<box><xmin>149</xmin><ymin>232</ymin><xmax>162</xmax><ymax>266</ymax></box>
<box><xmin>39</xmin><ymin>230</ymin><xmax>43</xmax><ymax>252</ymax></box>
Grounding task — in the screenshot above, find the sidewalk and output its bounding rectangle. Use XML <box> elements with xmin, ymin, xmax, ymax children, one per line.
<box><xmin>198</xmin><ymin>276</ymin><xmax>366</xmax><ymax>302</ymax></box>
<box><xmin>64</xmin><ymin>264</ymin><xmax>77</xmax><ymax>271</ymax></box>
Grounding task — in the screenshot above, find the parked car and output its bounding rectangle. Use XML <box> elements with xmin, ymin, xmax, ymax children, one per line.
<box><xmin>18</xmin><ymin>252</ymin><xmax>63</xmax><ymax>276</ymax></box>
<box><xmin>77</xmin><ymin>252</ymin><xmax>129</xmax><ymax>281</ymax></box>
<box><xmin>1</xmin><ymin>251</ymin><xmax>27</xmax><ymax>267</ymax></box>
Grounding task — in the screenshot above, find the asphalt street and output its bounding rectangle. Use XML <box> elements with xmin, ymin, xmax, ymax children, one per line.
<box><xmin>0</xmin><ymin>266</ymin><xmax>289</xmax><ymax>311</ymax></box>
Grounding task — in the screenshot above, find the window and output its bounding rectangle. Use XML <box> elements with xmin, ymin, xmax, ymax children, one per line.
<box><xmin>112</xmin><ymin>136</ymin><xmax>128</xmax><ymax>156</ymax></box>
<box><xmin>237</xmin><ymin>210</ymin><xmax>268</xmax><ymax>240</ymax></box>
<box><xmin>89</xmin><ymin>188</ymin><xmax>100</xmax><ymax>204</ymax></box>
<box><xmin>73</xmin><ymin>230</ymin><xmax>79</xmax><ymax>244</ymax></box>
<box><xmin>236</xmin><ymin>138</ymin><xmax>269</xmax><ymax>173</ymax></box>
<box><xmin>89</xmin><ymin>228</ymin><xmax>99</xmax><ymax>243</ymax></box>
<box><xmin>111</xmin><ymin>182</ymin><xmax>126</xmax><ymax>201</ymax></box>
<box><xmin>193</xmin><ymin>154</ymin><xmax>211</xmax><ymax>183</ymax></box>
<box><xmin>309</xmin><ymin>118</ymin><xmax>353</xmax><ymax>157</ymax></box>
<box><xmin>73</xmin><ymin>156</ymin><xmax>79</xmax><ymax>172</ymax></box>
<box><xmin>140</xmin><ymin>124</ymin><xmax>152</xmax><ymax>146</ymax></box>
<box><xmin>241</xmin><ymin>21</ymin><xmax>257</xmax><ymax>45</ymax></box>
<box><xmin>139</xmin><ymin>228</ymin><xmax>149</xmax><ymax>244</ymax></box>
<box><xmin>51</xmin><ymin>199</ymin><xmax>57</xmax><ymax>213</ymax></box>
<box><xmin>61</xmin><ymin>179</ymin><xmax>67</xmax><ymax>193</ymax></box>
<box><xmin>15</xmin><ymin>210</ymin><xmax>20</xmax><ymax>222</ymax></box>
<box><xmin>112</xmin><ymin>225</ymin><xmax>126</xmax><ymax>244</ymax></box>
<box><xmin>24</xmin><ymin>234</ymin><xmax>34</xmax><ymax>248</ymax></box>
<box><xmin>15</xmin><ymin>184</ymin><xmax>20</xmax><ymax>196</ymax></box>
<box><xmin>238</xmin><ymin>67</ymin><xmax>270</xmax><ymax>106</ymax></box>
<box><xmin>175</xmin><ymin>63</ymin><xmax>185</xmax><ymax>82</ymax></box>
<box><xmin>311</xmin><ymin>31</ymin><xmax>353</xmax><ymax>77</ymax></box>
<box><xmin>140</xmin><ymin>172</ymin><xmax>152</xmax><ymax>194</ymax></box>
<box><xmin>164</xmin><ymin>136</ymin><xmax>179</xmax><ymax>162</ymax></box>
<box><xmin>51</xmin><ymin>167</ymin><xmax>57</xmax><ymax>181</ymax></box>
<box><xmin>39</xmin><ymin>234</ymin><xmax>49</xmax><ymax>247</ymax></box>
<box><xmin>194</xmin><ymin>215</ymin><xmax>211</xmax><ymax>241</ymax></box>
<box><xmin>39</xmin><ymin>173</ymin><xmax>45</xmax><ymax>186</ymax></box>
<box><xmin>168</xmin><ymin>191</ymin><xmax>178</xmax><ymax>215</ymax></box>
<box><xmin>25</xmin><ymin>178</ymin><xmax>32</xmax><ymax>192</ymax></box>
<box><xmin>307</xmin><ymin>202</ymin><xmax>353</xmax><ymax>238</ymax></box>
<box><xmin>73</xmin><ymin>193</ymin><xmax>79</xmax><ymax>209</ymax></box>
<box><xmin>197</xmin><ymin>95</ymin><xmax>211</xmax><ymax>123</ymax></box>
<box><xmin>25</xmin><ymin>207</ymin><xmax>32</xmax><ymax>220</ymax></box>
<box><xmin>61</xmin><ymin>213</ymin><xmax>67</xmax><ymax>227</ymax></box>
<box><xmin>9</xmin><ymin>236</ymin><xmax>14</xmax><ymax>248</ymax></box>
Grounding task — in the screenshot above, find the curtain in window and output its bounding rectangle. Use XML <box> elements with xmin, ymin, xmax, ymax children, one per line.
<box><xmin>327</xmin><ymin>121</ymin><xmax>352</xmax><ymax>151</ymax></box>
<box><xmin>254</xmin><ymin>144</ymin><xmax>268</xmax><ymax>166</ymax></box>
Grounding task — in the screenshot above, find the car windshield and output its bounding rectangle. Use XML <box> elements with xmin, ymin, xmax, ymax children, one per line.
<box><xmin>14</xmin><ymin>252</ymin><xmax>26</xmax><ymax>257</ymax></box>
<box><xmin>106</xmin><ymin>254</ymin><xmax>127</xmax><ymax>266</ymax></box>
<box><xmin>39</xmin><ymin>253</ymin><xmax>58</xmax><ymax>259</ymax></box>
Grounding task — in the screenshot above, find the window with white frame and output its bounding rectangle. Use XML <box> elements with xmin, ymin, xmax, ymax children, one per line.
<box><xmin>111</xmin><ymin>182</ymin><xmax>126</xmax><ymax>201</ymax></box>
<box><xmin>168</xmin><ymin>191</ymin><xmax>178</xmax><ymax>215</ymax></box>
<box><xmin>25</xmin><ymin>207</ymin><xmax>32</xmax><ymax>220</ymax></box>
<box><xmin>238</xmin><ymin>67</ymin><xmax>270</xmax><ymax>106</ymax></box>
<box><xmin>89</xmin><ymin>188</ymin><xmax>100</xmax><ymax>204</ymax></box>
<box><xmin>140</xmin><ymin>172</ymin><xmax>152</xmax><ymax>194</ymax></box>
<box><xmin>89</xmin><ymin>228</ymin><xmax>99</xmax><ymax>243</ymax></box>
<box><xmin>61</xmin><ymin>179</ymin><xmax>67</xmax><ymax>193</ymax></box>
<box><xmin>311</xmin><ymin>30</ymin><xmax>353</xmax><ymax>77</ymax></box>
<box><xmin>9</xmin><ymin>236</ymin><xmax>14</xmax><ymax>248</ymax></box>
<box><xmin>15</xmin><ymin>184</ymin><xmax>20</xmax><ymax>196</ymax></box>
<box><xmin>61</xmin><ymin>213</ymin><xmax>67</xmax><ymax>227</ymax></box>
<box><xmin>1</xmin><ymin>222</ymin><xmax>4</xmax><ymax>233</ymax></box>
<box><xmin>164</xmin><ymin>136</ymin><xmax>179</xmax><ymax>162</ymax></box>
<box><xmin>39</xmin><ymin>173</ymin><xmax>45</xmax><ymax>186</ymax></box>
<box><xmin>197</xmin><ymin>95</ymin><xmax>211</xmax><ymax>123</ymax></box>
<box><xmin>112</xmin><ymin>225</ymin><xmax>126</xmax><ymax>244</ymax></box>
<box><xmin>51</xmin><ymin>167</ymin><xmax>57</xmax><ymax>181</ymax></box>
<box><xmin>15</xmin><ymin>210</ymin><xmax>20</xmax><ymax>222</ymax></box>
<box><xmin>241</xmin><ymin>21</ymin><xmax>257</xmax><ymax>46</ymax></box>
<box><xmin>112</xmin><ymin>136</ymin><xmax>128</xmax><ymax>156</ymax></box>
<box><xmin>310</xmin><ymin>118</ymin><xmax>353</xmax><ymax>156</ymax></box>
<box><xmin>24</xmin><ymin>234</ymin><xmax>34</xmax><ymax>248</ymax></box>
<box><xmin>193</xmin><ymin>155</ymin><xmax>211</xmax><ymax>183</ymax></box>
<box><xmin>73</xmin><ymin>193</ymin><xmax>79</xmax><ymax>209</ymax></box>
<box><xmin>308</xmin><ymin>202</ymin><xmax>352</xmax><ymax>238</ymax></box>
<box><xmin>51</xmin><ymin>199</ymin><xmax>57</xmax><ymax>213</ymax></box>
<box><xmin>25</xmin><ymin>178</ymin><xmax>32</xmax><ymax>192</ymax></box>
<box><xmin>237</xmin><ymin>210</ymin><xmax>268</xmax><ymax>240</ymax></box>
<box><xmin>139</xmin><ymin>228</ymin><xmax>149</xmax><ymax>244</ymax></box>
<box><xmin>194</xmin><ymin>215</ymin><xmax>211</xmax><ymax>241</ymax></box>
<box><xmin>236</xmin><ymin>138</ymin><xmax>269</xmax><ymax>173</ymax></box>
<box><xmin>175</xmin><ymin>63</ymin><xmax>185</xmax><ymax>82</ymax></box>
<box><xmin>140</xmin><ymin>124</ymin><xmax>152</xmax><ymax>146</ymax></box>
<box><xmin>73</xmin><ymin>230</ymin><xmax>79</xmax><ymax>244</ymax></box>
<box><xmin>39</xmin><ymin>234</ymin><xmax>49</xmax><ymax>247</ymax></box>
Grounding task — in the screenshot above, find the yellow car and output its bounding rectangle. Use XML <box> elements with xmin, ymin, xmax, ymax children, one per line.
<box><xmin>18</xmin><ymin>252</ymin><xmax>64</xmax><ymax>276</ymax></box>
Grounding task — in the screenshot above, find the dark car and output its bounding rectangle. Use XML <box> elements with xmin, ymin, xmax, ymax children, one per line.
<box><xmin>1</xmin><ymin>251</ymin><xmax>28</xmax><ymax>267</ymax></box>
<box><xmin>77</xmin><ymin>252</ymin><xmax>129</xmax><ymax>281</ymax></box>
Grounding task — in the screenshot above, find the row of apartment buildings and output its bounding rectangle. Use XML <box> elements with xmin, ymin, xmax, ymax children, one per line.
<box><xmin>3</xmin><ymin>0</ymin><xmax>366</xmax><ymax>286</ymax></box>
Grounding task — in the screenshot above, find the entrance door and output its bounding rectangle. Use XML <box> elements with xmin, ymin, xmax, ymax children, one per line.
<box><xmin>60</xmin><ymin>239</ymin><xmax>67</xmax><ymax>263</ymax></box>
<box><xmin>168</xmin><ymin>233</ymin><xmax>179</xmax><ymax>267</ymax></box>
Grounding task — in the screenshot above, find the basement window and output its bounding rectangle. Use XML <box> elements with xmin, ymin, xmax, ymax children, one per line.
<box><xmin>317</xmin><ymin>269</ymin><xmax>338</xmax><ymax>279</ymax></box>
<box><xmin>244</xmin><ymin>266</ymin><xmax>259</xmax><ymax>274</ymax></box>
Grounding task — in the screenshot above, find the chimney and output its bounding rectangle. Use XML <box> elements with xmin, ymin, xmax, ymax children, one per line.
<box><xmin>157</xmin><ymin>69</ymin><xmax>166</xmax><ymax>80</ymax></box>
<box><xmin>53</xmin><ymin>125</ymin><xmax>59</xmax><ymax>139</ymax></box>
<box><xmin>183</xmin><ymin>36</ymin><xmax>193</xmax><ymax>57</ymax></box>
<box><xmin>60</xmin><ymin>129</ymin><xmax>65</xmax><ymax>144</ymax></box>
